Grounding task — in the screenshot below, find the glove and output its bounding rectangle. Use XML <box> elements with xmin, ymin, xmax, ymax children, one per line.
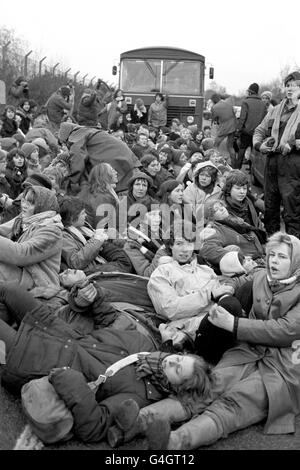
<box><xmin>75</xmin><ymin>282</ymin><xmax>97</xmax><ymax>307</ymax></box>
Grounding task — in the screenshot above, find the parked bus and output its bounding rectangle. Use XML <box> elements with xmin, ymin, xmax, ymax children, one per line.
<box><xmin>113</xmin><ymin>46</ymin><xmax>213</xmax><ymax>129</ymax></box>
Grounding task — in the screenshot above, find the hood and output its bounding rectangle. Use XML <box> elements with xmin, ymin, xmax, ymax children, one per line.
<box><xmin>219</xmin><ymin>251</ymin><xmax>246</xmax><ymax>277</ymax></box>
<box><xmin>29</xmin><ymin>186</ymin><xmax>60</xmax><ymax>214</ymax></box>
<box><xmin>266</xmin><ymin>233</ymin><xmax>300</xmax><ymax>281</ymax></box>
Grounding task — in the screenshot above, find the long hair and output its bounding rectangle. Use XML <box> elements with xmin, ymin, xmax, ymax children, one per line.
<box><xmin>89</xmin><ymin>163</ymin><xmax>114</xmax><ymax>195</ymax></box>
<box><xmin>172</xmin><ymin>354</ymin><xmax>212</xmax><ymax>405</ymax></box>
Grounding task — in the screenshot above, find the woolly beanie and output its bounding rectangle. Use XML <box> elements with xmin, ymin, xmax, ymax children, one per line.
<box><xmin>23</xmin><ymin>173</ymin><xmax>52</xmax><ymax>190</ymax></box>
<box><xmin>21</xmin><ymin>143</ymin><xmax>39</xmax><ymax>159</ymax></box>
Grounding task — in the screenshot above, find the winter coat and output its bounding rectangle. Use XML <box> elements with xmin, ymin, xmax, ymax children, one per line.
<box><xmin>77</xmin><ymin>91</ymin><xmax>101</xmax><ymax>127</ymax></box>
<box><xmin>211</xmin><ymin>100</ymin><xmax>237</xmax><ymax>137</ymax></box>
<box><xmin>0</xmin><ymin>187</ymin><xmax>63</xmax><ymax>289</ymax></box>
<box><xmin>78</xmin><ymin>188</ymin><xmax>119</xmax><ymax>230</ymax></box>
<box><xmin>0</xmin><ymin>118</ymin><xmax>18</xmax><ymax>138</ymax></box>
<box><xmin>147</xmin><ymin>257</ymin><xmax>220</xmax><ymax>324</ymax></box>
<box><xmin>200</xmin><ymin>220</ymin><xmax>264</xmax><ymax>268</ymax></box>
<box><xmin>46</xmin><ymin>91</ymin><xmax>72</xmax><ymax>128</ymax></box>
<box><xmin>183</xmin><ymin>182</ymin><xmax>222</xmax><ymax>225</ymax></box>
<box><xmin>58</xmin><ymin>123</ymin><xmax>140</xmax><ymax>193</ymax></box>
<box><xmin>61</xmin><ymin>228</ymin><xmax>132</xmax><ymax>274</ymax></box>
<box><xmin>237</xmin><ymin>95</ymin><xmax>267</xmax><ymax>136</ymax></box>
<box><xmin>218</xmin><ymin>268</ymin><xmax>300</xmax><ymax>434</ymax></box>
<box><xmin>148</xmin><ymin>101</ymin><xmax>167</xmax><ymax>128</ymax></box>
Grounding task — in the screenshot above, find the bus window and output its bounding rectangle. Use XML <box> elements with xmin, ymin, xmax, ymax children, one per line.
<box><xmin>121</xmin><ymin>59</ymin><xmax>161</xmax><ymax>93</ymax></box>
<box><xmin>162</xmin><ymin>61</ymin><xmax>202</xmax><ymax>95</ymax></box>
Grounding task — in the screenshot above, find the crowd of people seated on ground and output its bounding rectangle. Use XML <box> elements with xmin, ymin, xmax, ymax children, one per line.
<box><xmin>1</xmin><ymin>73</ymin><xmax>300</xmax><ymax>452</ymax></box>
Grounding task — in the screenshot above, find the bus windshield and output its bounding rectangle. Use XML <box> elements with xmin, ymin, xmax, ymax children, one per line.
<box><xmin>121</xmin><ymin>59</ymin><xmax>161</xmax><ymax>93</ymax></box>
<box><xmin>121</xmin><ymin>59</ymin><xmax>202</xmax><ymax>95</ymax></box>
<box><xmin>162</xmin><ymin>61</ymin><xmax>201</xmax><ymax>95</ymax></box>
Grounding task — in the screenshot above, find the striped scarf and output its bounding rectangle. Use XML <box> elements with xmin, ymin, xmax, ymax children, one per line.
<box><xmin>135</xmin><ymin>351</ymin><xmax>173</xmax><ymax>395</ymax></box>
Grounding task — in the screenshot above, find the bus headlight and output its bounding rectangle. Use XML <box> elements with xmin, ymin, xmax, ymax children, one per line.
<box><xmin>187</xmin><ymin>116</ymin><xmax>194</xmax><ymax>124</ymax></box>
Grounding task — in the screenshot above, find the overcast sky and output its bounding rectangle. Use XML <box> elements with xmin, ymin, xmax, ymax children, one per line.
<box><xmin>1</xmin><ymin>0</ymin><xmax>299</xmax><ymax>95</ymax></box>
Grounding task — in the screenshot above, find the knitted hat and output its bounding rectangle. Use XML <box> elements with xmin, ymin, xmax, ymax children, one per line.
<box><xmin>23</xmin><ymin>173</ymin><xmax>52</xmax><ymax>190</ymax></box>
<box><xmin>0</xmin><ymin>150</ymin><xmax>7</xmax><ymax>163</ymax></box>
<box><xmin>261</xmin><ymin>90</ymin><xmax>272</xmax><ymax>100</ymax></box>
<box><xmin>247</xmin><ymin>83</ymin><xmax>259</xmax><ymax>94</ymax></box>
<box><xmin>32</xmin><ymin>138</ymin><xmax>49</xmax><ymax>153</ymax></box>
<box><xmin>219</xmin><ymin>251</ymin><xmax>246</xmax><ymax>277</ymax></box>
<box><xmin>12</xmin><ymin>134</ymin><xmax>25</xmax><ymax>146</ymax></box>
<box><xmin>140</xmin><ymin>154</ymin><xmax>157</xmax><ymax>168</ymax></box>
<box><xmin>0</xmin><ymin>137</ymin><xmax>17</xmax><ymax>152</ymax></box>
<box><xmin>128</xmin><ymin>171</ymin><xmax>153</xmax><ymax>187</ymax></box>
<box><xmin>21</xmin><ymin>143</ymin><xmax>39</xmax><ymax>159</ymax></box>
<box><xmin>156</xmin><ymin>180</ymin><xmax>182</xmax><ymax>200</ymax></box>
<box><xmin>284</xmin><ymin>71</ymin><xmax>300</xmax><ymax>86</ymax></box>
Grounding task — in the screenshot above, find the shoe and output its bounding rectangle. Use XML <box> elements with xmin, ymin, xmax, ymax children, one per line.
<box><xmin>115</xmin><ymin>399</ymin><xmax>140</xmax><ymax>431</ymax></box>
<box><xmin>107</xmin><ymin>425</ymin><xmax>124</xmax><ymax>448</ymax></box>
<box><xmin>145</xmin><ymin>417</ymin><xmax>171</xmax><ymax>450</ymax></box>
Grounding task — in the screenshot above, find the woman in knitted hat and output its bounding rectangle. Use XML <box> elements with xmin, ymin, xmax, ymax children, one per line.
<box><xmin>0</xmin><ymin>185</ymin><xmax>63</xmax><ymax>290</ymax></box>
<box><xmin>260</xmin><ymin>90</ymin><xmax>274</xmax><ymax>112</ymax></box>
<box><xmin>183</xmin><ymin>161</ymin><xmax>222</xmax><ymax>229</ymax></box>
<box><xmin>170</xmin><ymin>149</ymin><xmax>189</xmax><ymax>178</ymax></box>
<box><xmin>20</xmin><ymin>142</ymin><xmax>41</xmax><ymax>175</ymax></box>
<box><xmin>31</xmin><ymin>137</ymin><xmax>52</xmax><ymax>171</ymax></box>
<box><xmin>5</xmin><ymin>148</ymin><xmax>28</xmax><ymax>198</ymax></box>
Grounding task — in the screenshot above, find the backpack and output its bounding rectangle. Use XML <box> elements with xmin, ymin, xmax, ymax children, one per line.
<box><xmin>21</xmin><ymin>376</ymin><xmax>74</xmax><ymax>444</ymax></box>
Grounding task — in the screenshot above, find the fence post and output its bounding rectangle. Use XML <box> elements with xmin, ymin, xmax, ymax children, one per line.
<box><xmin>2</xmin><ymin>41</ymin><xmax>11</xmax><ymax>69</ymax></box>
<box><xmin>24</xmin><ymin>50</ymin><xmax>33</xmax><ymax>77</ymax></box>
<box><xmin>82</xmin><ymin>74</ymin><xmax>88</xmax><ymax>86</ymax></box>
<box><xmin>73</xmin><ymin>71</ymin><xmax>80</xmax><ymax>83</ymax></box>
<box><xmin>89</xmin><ymin>76</ymin><xmax>96</xmax><ymax>87</ymax></box>
<box><xmin>39</xmin><ymin>56</ymin><xmax>47</xmax><ymax>77</ymax></box>
<box><xmin>64</xmin><ymin>68</ymin><xmax>71</xmax><ymax>80</ymax></box>
<box><xmin>52</xmin><ymin>62</ymin><xmax>60</xmax><ymax>76</ymax></box>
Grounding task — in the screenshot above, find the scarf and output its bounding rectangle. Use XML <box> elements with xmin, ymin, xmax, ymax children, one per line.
<box><xmin>135</xmin><ymin>351</ymin><xmax>174</xmax><ymax>395</ymax></box>
<box><xmin>270</xmin><ymin>99</ymin><xmax>300</xmax><ymax>152</ymax></box>
<box><xmin>12</xmin><ymin>211</ymin><xmax>63</xmax><ymax>240</ymax></box>
<box><xmin>68</xmin><ymin>225</ymin><xmax>107</xmax><ymax>264</ymax></box>
<box><xmin>226</xmin><ymin>196</ymin><xmax>250</xmax><ymax>224</ymax></box>
<box><xmin>198</xmin><ymin>181</ymin><xmax>215</xmax><ymax>195</ymax></box>
<box><xmin>267</xmin><ymin>273</ymin><xmax>298</xmax><ymax>293</ymax></box>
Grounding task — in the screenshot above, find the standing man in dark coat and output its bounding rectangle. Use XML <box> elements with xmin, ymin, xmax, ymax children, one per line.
<box><xmin>235</xmin><ymin>83</ymin><xmax>267</xmax><ymax>169</ymax></box>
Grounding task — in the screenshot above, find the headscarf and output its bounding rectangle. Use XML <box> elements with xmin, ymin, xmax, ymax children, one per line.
<box><xmin>266</xmin><ymin>233</ymin><xmax>300</xmax><ymax>291</ymax></box>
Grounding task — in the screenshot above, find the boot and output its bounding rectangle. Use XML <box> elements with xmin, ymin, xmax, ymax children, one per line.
<box><xmin>145</xmin><ymin>416</ymin><xmax>171</xmax><ymax>450</ymax></box>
